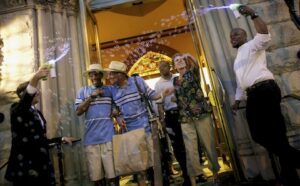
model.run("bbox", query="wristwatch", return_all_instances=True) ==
[251,13,259,20]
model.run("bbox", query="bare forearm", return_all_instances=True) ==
[76,97,92,116]
[29,66,50,87]
[238,5,268,34]
[157,103,165,120]
[252,16,268,34]
[29,74,40,88]
[152,94,162,100]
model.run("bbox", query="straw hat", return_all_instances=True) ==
[83,64,103,76]
[104,61,127,74]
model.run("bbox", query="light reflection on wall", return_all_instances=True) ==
[0,13,35,92]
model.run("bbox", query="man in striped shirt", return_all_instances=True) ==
[75,64,118,186]
[106,61,162,186]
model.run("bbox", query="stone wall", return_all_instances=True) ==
[256,0,300,148]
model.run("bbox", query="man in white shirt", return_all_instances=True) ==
[154,61,191,186]
[231,5,300,185]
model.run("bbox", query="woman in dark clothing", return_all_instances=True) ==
[5,67,74,186]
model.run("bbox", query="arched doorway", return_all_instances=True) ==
[93,0,237,183]
[124,42,179,70]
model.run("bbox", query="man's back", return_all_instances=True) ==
[110,76,155,132]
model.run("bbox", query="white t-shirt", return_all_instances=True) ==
[154,74,178,111]
[234,33,274,100]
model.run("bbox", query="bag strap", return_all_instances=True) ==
[133,75,145,101]
[132,76,155,114]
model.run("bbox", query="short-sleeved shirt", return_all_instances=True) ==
[75,85,114,145]
[173,67,211,122]
[110,76,157,132]
[154,74,178,111]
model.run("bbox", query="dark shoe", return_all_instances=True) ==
[196,174,207,183]
[213,173,220,184]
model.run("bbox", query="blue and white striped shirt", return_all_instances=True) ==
[111,76,157,132]
[75,85,114,145]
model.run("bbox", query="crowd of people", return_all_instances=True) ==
[73,55,220,186]
[4,4,300,186]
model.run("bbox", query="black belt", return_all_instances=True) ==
[246,79,275,93]
[165,109,179,115]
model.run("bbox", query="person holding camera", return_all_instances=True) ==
[75,64,118,186]
[5,67,74,186]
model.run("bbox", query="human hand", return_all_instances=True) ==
[62,137,76,145]
[231,100,240,115]
[238,5,256,17]
[90,88,104,98]
[184,53,198,69]
[163,87,174,97]
[116,117,126,131]
[170,96,177,102]
[35,67,50,81]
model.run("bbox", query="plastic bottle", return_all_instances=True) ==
[229,4,242,19]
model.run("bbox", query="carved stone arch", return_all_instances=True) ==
[124,42,179,71]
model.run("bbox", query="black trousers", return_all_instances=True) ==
[246,80,300,185]
[164,110,191,186]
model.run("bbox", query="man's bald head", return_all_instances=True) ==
[230,28,247,48]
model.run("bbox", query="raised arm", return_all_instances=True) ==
[184,53,199,70]
[13,67,49,112]
[29,67,50,88]
[239,5,268,34]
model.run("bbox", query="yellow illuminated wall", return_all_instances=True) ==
[94,0,187,42]
[94,0,197,68]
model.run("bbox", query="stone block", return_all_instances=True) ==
[268,22,300,49]
[267,45,300,70]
